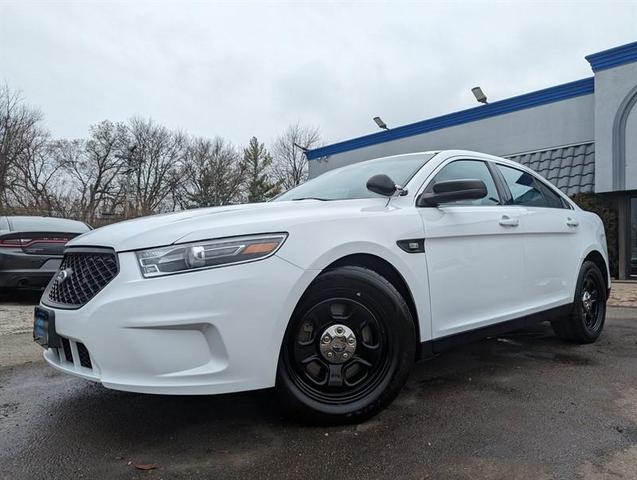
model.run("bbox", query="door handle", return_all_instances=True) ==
[499,215,519,227]
[566,217,580,228]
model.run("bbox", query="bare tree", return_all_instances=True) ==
[55,121,129,223]
[5,133,64,215]
[0,84,47,209]
[122,118,186,217]
[0,84,326,223]
[182,137,246,208]
[243,136,280,203]
[272,123,320,189]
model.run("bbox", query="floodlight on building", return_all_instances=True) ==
[471,86,488,104]
[373,116,389,130]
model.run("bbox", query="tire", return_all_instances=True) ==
[276,265,416,424]
[551,261,607,344]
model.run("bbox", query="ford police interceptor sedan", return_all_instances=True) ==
[33,150,610,423]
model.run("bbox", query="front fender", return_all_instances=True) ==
[277,239,432,343]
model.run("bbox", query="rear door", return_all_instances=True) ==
[494,163,582,309]
[418,158,527,338]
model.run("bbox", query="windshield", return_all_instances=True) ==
[274,153,435,202]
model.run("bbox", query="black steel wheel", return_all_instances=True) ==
[277,266,416,423]
[552,260,607,344]
[581,273,603,332]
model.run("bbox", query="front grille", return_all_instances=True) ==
[76,342,92,369]
[61,337,73,363]
[57,337,93,370]
[46,249,118,308]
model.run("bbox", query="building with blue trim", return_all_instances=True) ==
[307,41,637,279]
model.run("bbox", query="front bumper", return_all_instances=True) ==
[0,269,56,289]
[41,252,312,395]
[0,252,62,288]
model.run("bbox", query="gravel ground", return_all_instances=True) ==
[0,289,41,333]
[610,282,637,307]
[0,303,35,336]
[0,290,44,367]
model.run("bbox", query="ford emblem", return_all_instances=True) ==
[56,268,72,284]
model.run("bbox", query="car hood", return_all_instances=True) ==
[68,199,385,252]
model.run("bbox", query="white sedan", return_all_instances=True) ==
[33,150,610,423]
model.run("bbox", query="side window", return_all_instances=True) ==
[426,160,500,206]
[496,164,564,208]
[536,181,566,209]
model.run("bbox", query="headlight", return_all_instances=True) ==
[135,233,288,278]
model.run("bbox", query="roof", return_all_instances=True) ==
[306,77,594,161]
[506,142,595,196]
[585,40,637,72]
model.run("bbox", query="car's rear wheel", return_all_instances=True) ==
[276,266,415,424]
[551,260,606,344]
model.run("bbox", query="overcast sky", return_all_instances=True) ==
[1,1,636,148]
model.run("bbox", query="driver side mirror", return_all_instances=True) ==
[366,174,401,197]
[417,179,487,207]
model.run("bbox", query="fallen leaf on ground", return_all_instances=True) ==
[134,464,158,471]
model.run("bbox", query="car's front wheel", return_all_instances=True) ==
[551,260,607,344]
[276,266,415,424]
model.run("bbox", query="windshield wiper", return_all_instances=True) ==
[291,197,331,201]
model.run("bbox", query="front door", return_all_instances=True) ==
[419,159,527,339]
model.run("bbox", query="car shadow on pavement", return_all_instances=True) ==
[64,384,283,436]
[408,323,596,395]
[0,288,43,305]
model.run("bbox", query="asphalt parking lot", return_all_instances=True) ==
[1,294,636,479]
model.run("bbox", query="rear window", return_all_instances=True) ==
[7,217,90,233]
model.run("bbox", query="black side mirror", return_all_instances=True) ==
[417,179,487,207]
[366,174,398,197]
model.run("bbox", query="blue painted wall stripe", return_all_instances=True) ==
[306,77,595,160]
[585,41,637,72]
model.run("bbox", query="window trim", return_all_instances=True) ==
[494,162,571,210]
[486,161,512,205]
[416,158,503,208]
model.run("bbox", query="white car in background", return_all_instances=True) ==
[33,150,610,423]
